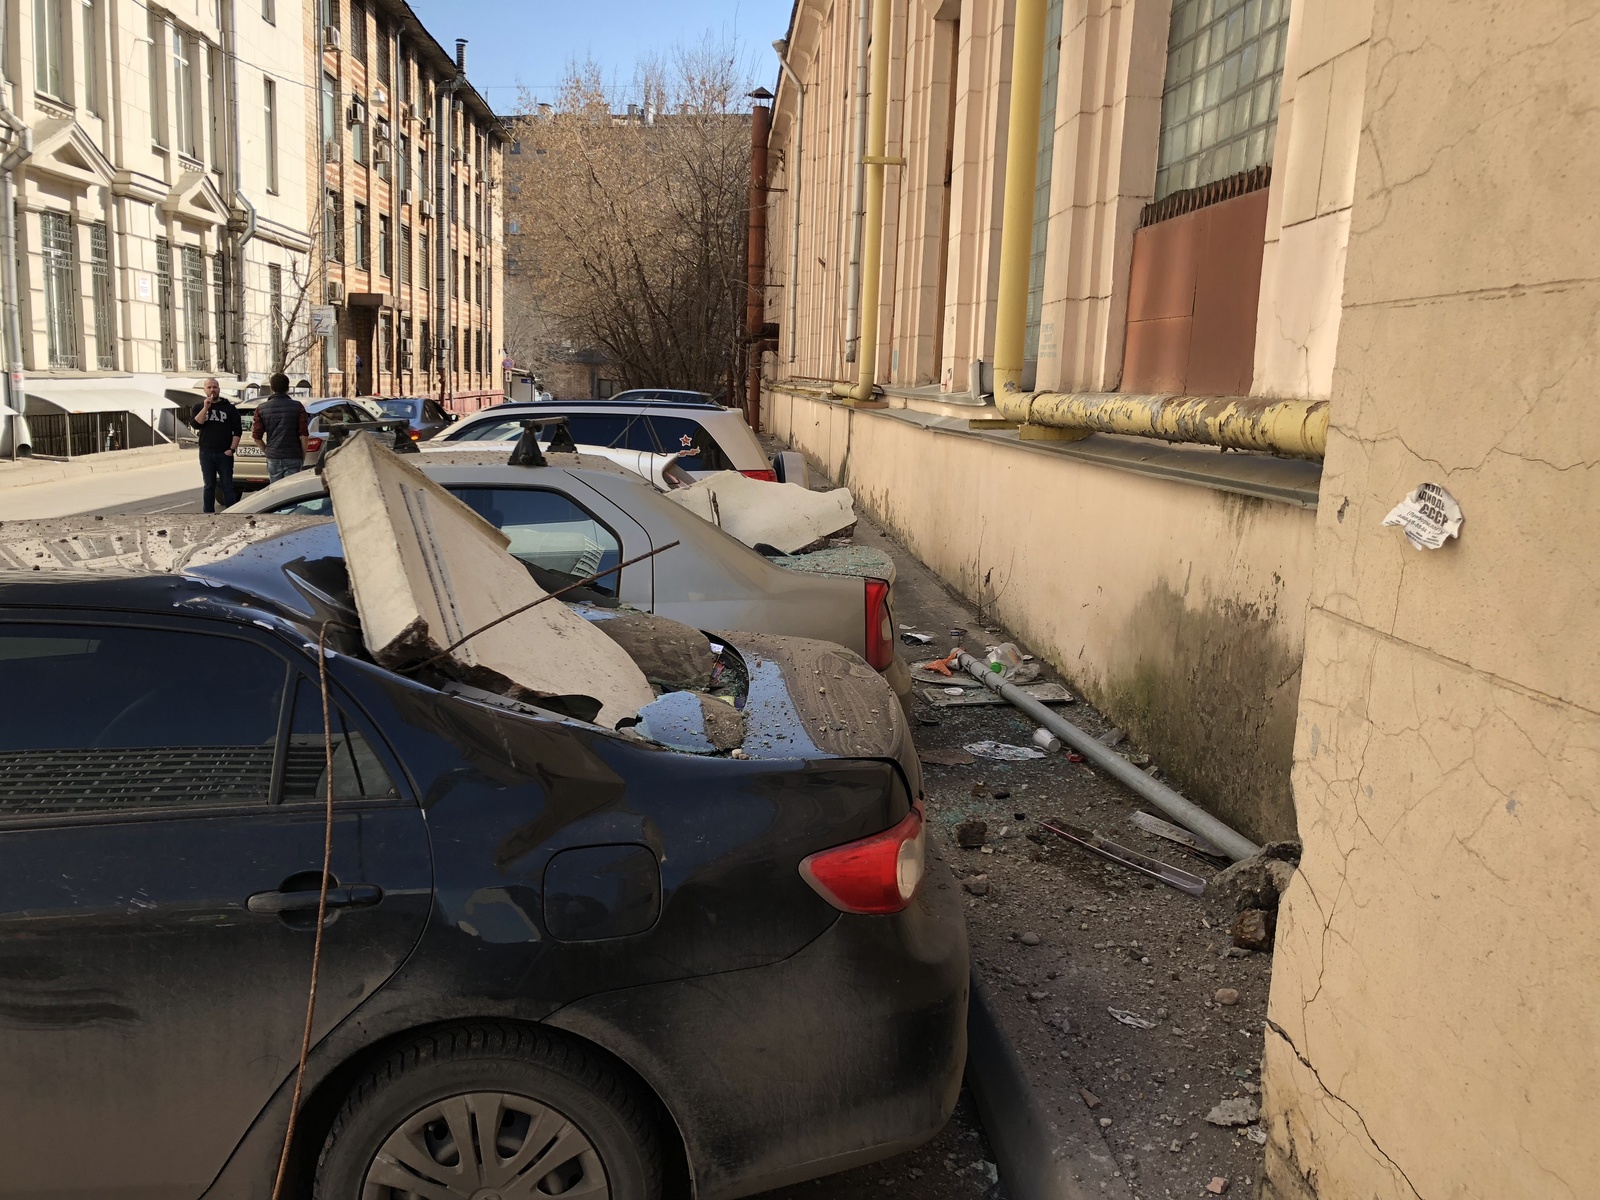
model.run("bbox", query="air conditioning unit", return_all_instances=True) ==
[326,281,345,304]
[373,143,392,164]
[421,116,435,135]
[400,337,414,353]
[347,98,367,124]
[400,102,415,123]
[323,141,341,164]
[418,198,434,219]
[374,116,392,141]
[400,353,414,370]
[400,188,413,207]
[323,25,341,50]
[372,85,389,109]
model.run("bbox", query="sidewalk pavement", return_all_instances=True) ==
[0,449,200,520]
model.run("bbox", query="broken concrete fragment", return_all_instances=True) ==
[1210,840,1302,915]
[956,819,989,848]
[666,473,856,554]
[1231,908,1276,952]
[1080,1088,1102,1110]
[1206,1177,1231,1195]
[323,431,655,727]
[581,607,717,691]
[1204,1098,1259,1127]
[961,874,990,896]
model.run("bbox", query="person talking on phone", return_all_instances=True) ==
[191,377,241,513]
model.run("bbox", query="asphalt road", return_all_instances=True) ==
[84,488,200,516]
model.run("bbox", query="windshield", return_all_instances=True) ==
[374,399,418,419]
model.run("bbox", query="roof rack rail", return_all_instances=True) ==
[509,416,577,468]
[317,421,419,468]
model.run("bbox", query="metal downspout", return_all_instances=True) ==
[745,102,771,432]
[990,0,1048,406]
[0,5,33,453]
[843,0,871,363]
[833,0,894,404]
[772,44,804,365]
[955,653,1260,862]
[222,0,256,377]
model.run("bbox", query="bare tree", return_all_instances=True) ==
[505,40,754,397]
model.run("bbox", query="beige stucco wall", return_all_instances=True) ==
[768,385,1316,843]
[1262,1,1600,1195]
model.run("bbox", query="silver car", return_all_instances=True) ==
[231,448,910,706]
[439,397,810,485]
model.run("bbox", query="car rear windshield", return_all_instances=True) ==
[375,399,419,419]
[456,413,735,470]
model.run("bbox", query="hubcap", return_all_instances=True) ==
[362,1091,610,1199]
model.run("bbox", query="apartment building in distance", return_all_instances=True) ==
[761,1,1598,1196]
[307,0,505,409]
[1,0,312,454]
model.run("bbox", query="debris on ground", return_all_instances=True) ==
[1034,819,1208,896]
[1231,909,1276,952]
[1032,727,1062,752]
[902,631,935,645]
[1129,809,1228,858]
[1109,1008,1158,1029]
[921,681,1075,708]
[1207,1178,1231,1195]
[919,747,977,766]
[964,740,1047,761]
[1204,1098,1260,1127]
[955,819,989,849]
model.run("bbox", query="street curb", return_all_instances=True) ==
[0,443,189,489]
[966,972,1130,1200]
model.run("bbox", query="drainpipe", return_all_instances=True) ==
[990,0,1048,403]
[771,41,804,365]
[438,49,464,411]
[222,0,256,378]
[0,8,33,453]
[842,0,871,363]
[745,101,771,432]
[1015,390,1330,459]
[832,0,894,404]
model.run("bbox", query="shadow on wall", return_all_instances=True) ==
[1093,568,1302,846]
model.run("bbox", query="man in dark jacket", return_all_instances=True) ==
[251,373,309,482]
[191,377,241,513]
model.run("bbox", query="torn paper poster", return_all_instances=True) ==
[1382,482,1463,550]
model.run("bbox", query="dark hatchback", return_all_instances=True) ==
[0,529,967,1200]
[371,395,455,442]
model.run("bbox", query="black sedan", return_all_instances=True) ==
[0,521,967,1200]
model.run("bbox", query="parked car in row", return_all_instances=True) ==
[369,394,456,442]
[232,444,913,708]
[440,395,810,485]
[0,493,966,1199]
[204,396,383,485]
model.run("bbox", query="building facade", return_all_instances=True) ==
[763,0,1598,1196]
[306,0,505,410]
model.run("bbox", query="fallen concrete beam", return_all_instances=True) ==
[666,474,855,553]
[324,432,655,727]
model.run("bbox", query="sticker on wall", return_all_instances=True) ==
[135,274,152,302]
[1382,482,1463,550]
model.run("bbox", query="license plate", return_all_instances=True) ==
[236,446,263,458]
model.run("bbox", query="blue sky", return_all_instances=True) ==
[405,0,794,111]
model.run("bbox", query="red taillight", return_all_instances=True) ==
[864,577,894,670]
[409,430,422,441]
[741,468,778,482]
[800,801,926,914]
[305,436,324,453]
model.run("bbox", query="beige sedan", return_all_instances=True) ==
[230,397,381,484]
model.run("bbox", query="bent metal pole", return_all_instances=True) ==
[955,652,1260,863]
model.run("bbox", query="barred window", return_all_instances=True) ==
[350,0,366,62]
[156,238,176,371]
[40,212,79,370]
[269,264,284,369]
[90,223,115,370]
[400,222,412,285]
[1155,0,1290,202]
[181,246,209,371]
[325,189,343,262]
[211,253,229,372]
[375,20,391,87]
[353,203,369,269]
[379,213,392,276]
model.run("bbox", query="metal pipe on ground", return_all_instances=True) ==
[955,652,1259,863]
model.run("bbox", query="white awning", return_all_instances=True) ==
[24,384,178,417]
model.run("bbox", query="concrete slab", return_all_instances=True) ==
[323,432,655,727]
[666,474,856,552]
[0,513,325,573]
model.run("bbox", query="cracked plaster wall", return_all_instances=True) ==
[1263,1,1600,1197]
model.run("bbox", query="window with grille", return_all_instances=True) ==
[379,214,392,276]
[269,264,283,368]
[40,212,79,370]
[420,320,432,371]
[326,189,343,262]
[379,310,392,373]
[181,246,209,370]
[211,253,229,372]
[1155,0,1290,202]
[350,0,366,62]
[400,222,412,285]
[354,203,369,268]
[90,223,115,370]
[155,239,176,370]
[375,21,391,87]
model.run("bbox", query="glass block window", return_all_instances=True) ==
[1155,0,1290,202]
[1024,0,1065,361]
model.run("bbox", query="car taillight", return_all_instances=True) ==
[409,430,422,441]
[799,801,925,914]
[741,468,777,482]
[864,577,894,670]
[305,437,324,453]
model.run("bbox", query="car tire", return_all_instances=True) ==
[314,1023,663,1200]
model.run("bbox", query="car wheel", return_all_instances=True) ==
[315,1023,662,1200]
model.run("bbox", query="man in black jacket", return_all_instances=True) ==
[191,378,241,513]
[250,373,309,482]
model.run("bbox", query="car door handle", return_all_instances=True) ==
[246,884,383,914]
